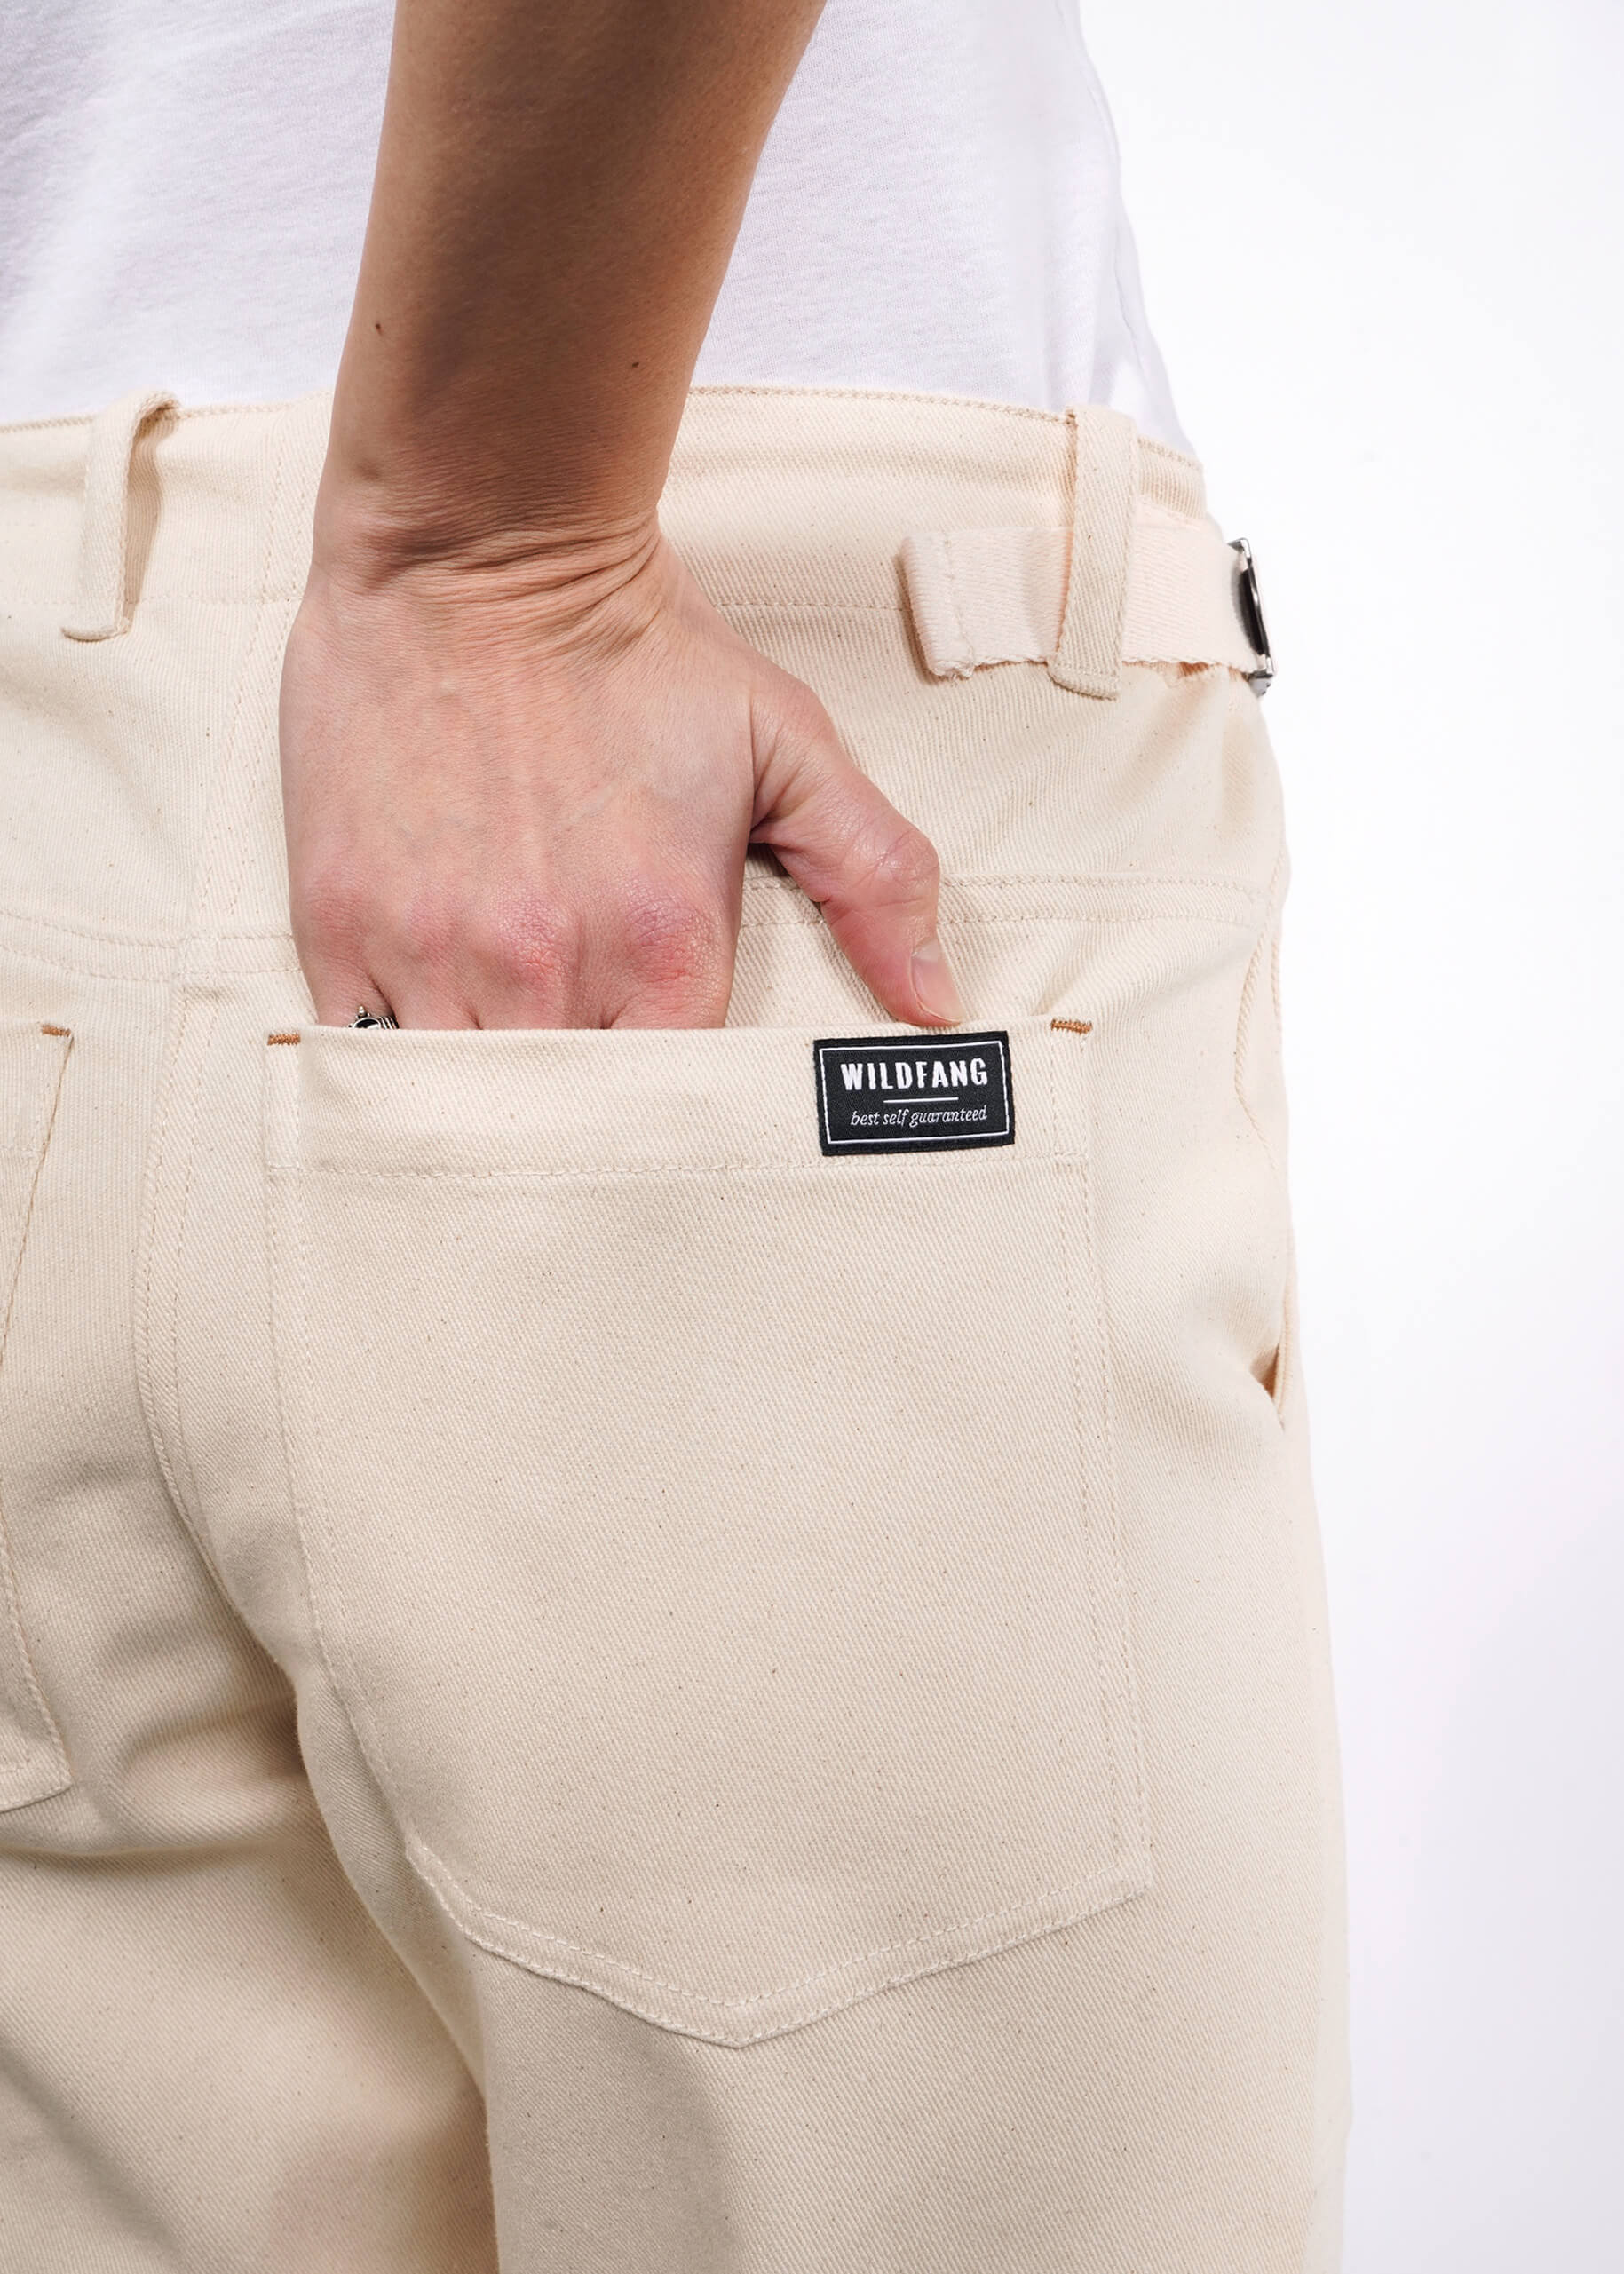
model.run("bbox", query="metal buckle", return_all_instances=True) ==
[1230,538,1274,695]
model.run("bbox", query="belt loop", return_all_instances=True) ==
[1047,406,1137,700]
[61,388,178,642]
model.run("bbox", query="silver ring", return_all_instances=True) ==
[350,1004,398,1030]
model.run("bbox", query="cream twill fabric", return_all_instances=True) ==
[0,386,1348,2271]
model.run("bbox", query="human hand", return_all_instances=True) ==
[279,522,962,1030]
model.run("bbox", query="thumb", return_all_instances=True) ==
[750,681,963,1026]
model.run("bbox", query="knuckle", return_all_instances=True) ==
[471,891,584,1000]
[396,887,464,976]
[859,819,939,908]
[774,679,839,751]
[293,860,371,962]
[614,875,728,996]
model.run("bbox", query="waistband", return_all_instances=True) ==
[0,384,1271,697]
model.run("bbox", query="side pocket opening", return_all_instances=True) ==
[1236,883,1294,1423]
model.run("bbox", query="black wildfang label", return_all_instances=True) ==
[814,1031,1015,1155]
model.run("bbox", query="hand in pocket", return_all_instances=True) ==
[280,524,963,1033]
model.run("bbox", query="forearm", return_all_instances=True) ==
[321,0,823,564]
[284,0,957,1038]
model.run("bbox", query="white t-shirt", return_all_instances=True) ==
[0,0,1188,449]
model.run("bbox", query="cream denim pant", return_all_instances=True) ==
[0,386,1348,2272]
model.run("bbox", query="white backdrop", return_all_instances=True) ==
[1085,4,1624,2266]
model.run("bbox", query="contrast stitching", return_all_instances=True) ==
[131,416,295,1578]
[0,910,297,953]
[1046,1026,1127,1854]
[131,1011,196,1541]
[277,1066,413,1837]
[1,380,1193,465]
[1069,1036,1153,1858]
[426,1858,1149,2045]
[738,909,1264,934]
[0,879,1269,952]
[1233,841,1290,1189]
[1137,435,1192,471]
[0,1037,75,1782]
[685,381,1067,430]
[717,600,904,614]
[0,396,321,438]
[413,1834,1150,2017]
[741,874,1270,894]
[0,588,312,610]
[281,1156,1015,1183]
[163,998,220,1536]
[940,533,970,664]
[157,408,295,1540]
[0,941,231,984]
[0,909,183,949]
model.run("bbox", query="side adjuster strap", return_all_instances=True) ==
[902,513,1271,688]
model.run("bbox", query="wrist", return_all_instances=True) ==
[317,362,675,579]
[308,471,666,626]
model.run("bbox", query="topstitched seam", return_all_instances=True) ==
[0,1034,75,1784]
[277,1155,1031,1183]
[1046,1025,1127,1855]
[135,408,293,1569]
[0,383,1202,466]
[940,532,970,666]
[416,1840,1151,2022]
[0,876,1270,950]
[273,1065,417,1866]
[1071,1022,1153,1856]
[1233,841,1290,1189]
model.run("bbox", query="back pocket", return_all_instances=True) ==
[263,1016,1146,2042]
[0,1021,74,1811]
